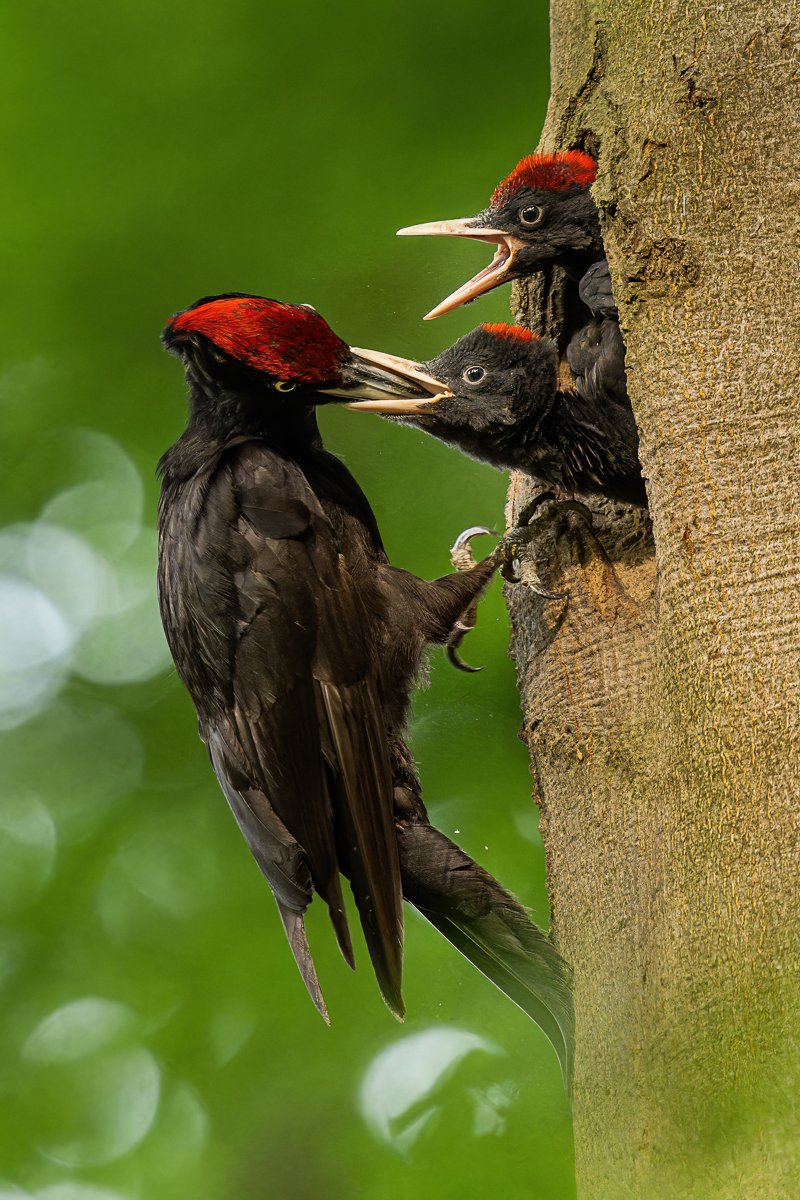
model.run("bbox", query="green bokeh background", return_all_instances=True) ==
[0,2,576,1196]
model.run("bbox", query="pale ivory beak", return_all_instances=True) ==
[342,348,452,414]
[397,218,525,320]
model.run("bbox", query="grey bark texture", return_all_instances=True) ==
[507,3,800,1196]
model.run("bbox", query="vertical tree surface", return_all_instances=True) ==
[508,3,800,1195]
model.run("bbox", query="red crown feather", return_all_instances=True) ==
[491,151,597,208]
[482,322,539,343]
[166,298,348,382]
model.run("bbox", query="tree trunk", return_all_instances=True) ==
[508,4,800,1196]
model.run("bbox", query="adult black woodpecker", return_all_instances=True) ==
[398,150,603,319]
[157,294,573,1077]
[346,302,643,508]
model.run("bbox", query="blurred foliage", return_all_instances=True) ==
[0,1,576,1197]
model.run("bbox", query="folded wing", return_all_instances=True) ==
[159,440,404,1020]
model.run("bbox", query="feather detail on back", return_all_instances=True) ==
[159,439,404,1018]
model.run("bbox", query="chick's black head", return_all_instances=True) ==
[400,152,604,319]
[399,323,558,470]
[478,151,602,270]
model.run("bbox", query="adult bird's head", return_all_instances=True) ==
[397,151,601,319]
[162,293,446,434]
[345,322,558,470]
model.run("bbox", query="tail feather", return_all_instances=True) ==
[316,867,356,971]
[393,760,573,1087]
[414,900,573,1088]
[319,680,405,1021]
[276,899,330,1025]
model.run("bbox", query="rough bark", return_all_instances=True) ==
[508,4,800,1196]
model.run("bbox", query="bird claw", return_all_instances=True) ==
[446,526,498,671]
[449,525,498,572]
[446,630,484,673]
[494,492,593,593]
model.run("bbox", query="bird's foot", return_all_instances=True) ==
[494,491,593,593]
[446,526,497,672]
[449,525,497,572]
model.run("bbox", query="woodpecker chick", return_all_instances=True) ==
[398,151,602,319]
[346,315,644,507]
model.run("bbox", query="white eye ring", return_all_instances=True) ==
[274,381,296,393]
[520,205,544,226]
[209,347,226,362]
[463,366,485,384]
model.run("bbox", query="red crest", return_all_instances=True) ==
[491,151,597,208]
[482,323,538,343]
[166,298,348,382]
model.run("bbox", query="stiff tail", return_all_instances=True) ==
[276,900,330,1025]
[392,753,573,1087]
[319,680,405,1021]
[412,893,573,1088]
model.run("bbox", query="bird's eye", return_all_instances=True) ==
[275,381,296,393]
[209,347,226,363]
[463,366,485,384]
[520,205,544,226]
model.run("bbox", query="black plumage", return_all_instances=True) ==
[346,264,643,508]
[394,150,640,505]
[157,294,573,1072]
[398,150,603,320]
[392,742,573,1078]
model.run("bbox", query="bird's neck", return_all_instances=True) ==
[160,377,324,482]
[195,400,321,455]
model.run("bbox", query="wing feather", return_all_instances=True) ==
[318,678,404,1019]
[159,438,403,1018]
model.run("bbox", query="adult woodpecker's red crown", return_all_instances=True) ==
[482,322,539,343]
[165,297,349,383]
[491,151,597,208]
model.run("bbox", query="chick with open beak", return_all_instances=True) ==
[397,151,602,320]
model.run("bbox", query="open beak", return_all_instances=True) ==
[397,217,525,320]
[321,347,452,415]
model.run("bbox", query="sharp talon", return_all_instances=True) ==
[497,535,564,595]
[560,500,594,527]
[522,581,568,600]
[451,525,498,554]
[515,491,556,529]
[494,491,594,591]
[494,492,587,595]
[445,610,481,671]
[446,644,484,673]
[499,550,562,595]
[516,493,594,531]
[450,526,499,573]
[446,527,498,671]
